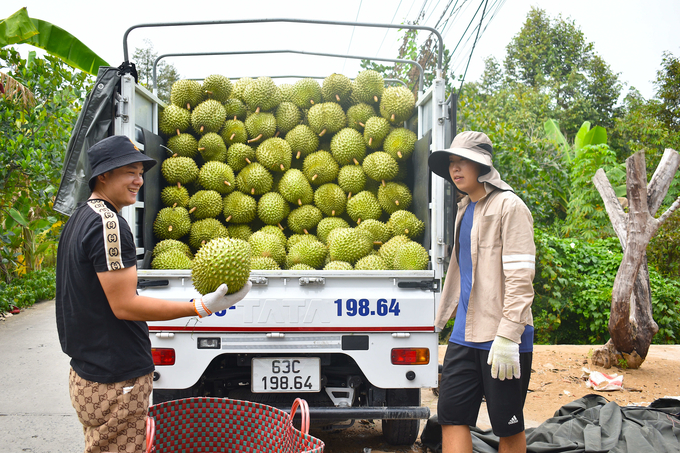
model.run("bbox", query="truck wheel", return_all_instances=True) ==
[381,388,421,445]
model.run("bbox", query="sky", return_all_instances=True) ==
[3,0,679,100]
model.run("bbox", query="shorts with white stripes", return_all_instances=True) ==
[437,342,532,437]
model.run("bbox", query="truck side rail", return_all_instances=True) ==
[123,18,444,74]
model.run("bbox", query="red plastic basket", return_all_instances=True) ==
[146,397,324,453]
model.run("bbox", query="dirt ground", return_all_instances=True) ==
[315,344,680,453]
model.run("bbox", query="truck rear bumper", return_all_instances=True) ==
[286,405,430,420]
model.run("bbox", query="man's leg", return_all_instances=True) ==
[498,430,526,453]
[442,424,473,453]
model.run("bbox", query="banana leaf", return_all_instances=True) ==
[574,121,591,150]
[0,8,38,46]
[544,119,571,164]
[24,18,109,75]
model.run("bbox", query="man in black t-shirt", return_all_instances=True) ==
[56,135,252,452]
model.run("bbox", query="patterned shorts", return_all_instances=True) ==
[69,368,153,452]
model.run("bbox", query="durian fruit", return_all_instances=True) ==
[228,224,253,241]
[251,256,281,270]
[346,190,382,224]
[187,190,223,220]
[189,218,229,250]
[191,237,251,295]
[387,210,425,240]
[231,77,254,103]
[285,124,319,161]
[191,99,226,135]
[220,119,248,147]
[323,260,353,270]
[161,184,190,208]
[327,228,373,264]
[278,169,314,206]
[314,183,346,217]
[161,156,199,186]
[322,73,352,105]
[337,165,367,198]
[352,70,384,106]
[152,249,193,269]
[286,239,327,269]
[243,76,280,113]
[362,151,399,185]
[258,225,287,249]
[152,239,193,259]
[330,127,366,166]
[346,103,377,131]
[316,217,350,244]
[307,102,347,137]
[166,133,198,158]
[202,74,233,103]
[227,143,256,172]
[256,137,292,172]
[249,231,287,267]
[302,151,339,186]
[384,127,417,161]
[363,116,391,150]
[223,191,257,224]
[275,101,301,135]
[379,86,416,124]
[288,263,316,271]
[354,254,389,270]
[224,98,247,121]
[153,206,191,240]
[257,192,290,227]
[355,219,392,247]
[197,132,227,162]
[159,104,191,136]
[286,233,319,252]
[393,241,429,270]
[378,182,413,214]
[278,83,295,103]
[287,205,323,235]
[235,162,273,196]
[198,161,235,195]
[292,78,322,109]
[378,235,410,269]
[245,112,277,144]
[170,79,203,110]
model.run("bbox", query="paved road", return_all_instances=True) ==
[0,300,83,453]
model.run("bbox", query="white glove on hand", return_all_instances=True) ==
[192,281,252,318]
[487,335,521,380]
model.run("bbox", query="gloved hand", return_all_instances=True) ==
[192,281,252,318]
[487,335,520,380]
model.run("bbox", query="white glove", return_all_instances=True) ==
[192,281,252,318]
[487,335,521,380]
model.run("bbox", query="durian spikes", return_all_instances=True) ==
[230,133,235,140]
[226,215,232,222]
[335,94,341,102]
[353,158,359,165]
[368,137,373,146]
[296,151,301,159]
[397,151,403,158]
[280,164,285,171]
[391,113,395,121]
[189,207,197,214]
[248,134,263,143]
[319,129,327,137]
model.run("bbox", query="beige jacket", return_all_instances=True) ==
[434,183,535,344]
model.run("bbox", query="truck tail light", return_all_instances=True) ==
[152,348,175,366]
[391,348,430,365]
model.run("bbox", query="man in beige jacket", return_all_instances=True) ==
[428,131,535,453]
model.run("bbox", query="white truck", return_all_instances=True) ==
[55,19,457,445]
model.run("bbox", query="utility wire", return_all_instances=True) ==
[376,0,404,56]
[342,0,363,73]
[458,0,489,94]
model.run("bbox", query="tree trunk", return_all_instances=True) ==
[591,149,680,369]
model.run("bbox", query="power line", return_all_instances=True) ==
[342,0,364,73]
[458,0,489,93]
[376,0,404,56]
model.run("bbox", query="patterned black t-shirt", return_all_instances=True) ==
[56,199,154,383]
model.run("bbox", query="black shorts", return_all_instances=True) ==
[437,342,532,437]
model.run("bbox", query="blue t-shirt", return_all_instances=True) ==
[449,202,533,352]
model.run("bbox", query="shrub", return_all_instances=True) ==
[0,267,56,314]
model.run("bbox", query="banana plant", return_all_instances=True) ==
[544,118,608,166]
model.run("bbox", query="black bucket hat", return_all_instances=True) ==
[88,135,157,191]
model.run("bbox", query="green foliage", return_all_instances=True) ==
[0,267,56,314]
[654,51,680,133]
[562,143,625,239]
[0,47,92,281]
[132,39,181,104]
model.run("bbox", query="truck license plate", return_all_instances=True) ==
[251,357,320,393]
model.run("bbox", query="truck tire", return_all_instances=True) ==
[381,388,421,445]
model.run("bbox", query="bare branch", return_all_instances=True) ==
[656,195,680,226]
[648,148,680,215]
[593,168,627,246]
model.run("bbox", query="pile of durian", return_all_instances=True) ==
[152,70,429,272]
